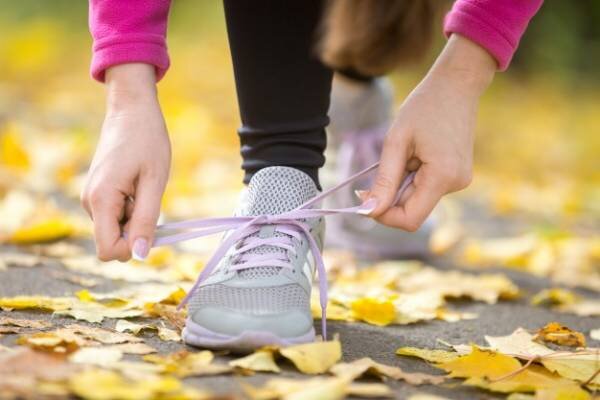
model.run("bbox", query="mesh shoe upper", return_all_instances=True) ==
[187,167,323,329]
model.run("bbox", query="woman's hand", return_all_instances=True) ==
[81,64,171,261]
[361,35,496,231]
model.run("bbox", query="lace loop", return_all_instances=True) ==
[150,162,414,339]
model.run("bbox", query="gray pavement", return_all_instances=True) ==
[1,251,599,399]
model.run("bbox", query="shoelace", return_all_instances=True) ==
[151,162,415,339]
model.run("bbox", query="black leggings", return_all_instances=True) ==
[223,0,332,189]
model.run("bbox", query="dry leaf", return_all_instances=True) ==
[68,369,207,400]
[350,298,396,326]
[534,322,586,347]
[229,349,281,373]
[330,357,444,385]
[486,328,600,386]
[63,324,142,344]
[9,217,75,244]
[0,316,51,329]
[69,346,123,366]
[114,319,181,342]
[396,347,461,363]
[279,339,342,374]
[242,377,348,400]
[531,288,580,307]
[104,342,157,355]
[0,295,72,311]
[143,350,231,377]
[347,382,393,398]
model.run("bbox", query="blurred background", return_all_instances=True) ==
[0,1,598,272]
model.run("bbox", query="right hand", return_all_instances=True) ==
[81,64,171,262]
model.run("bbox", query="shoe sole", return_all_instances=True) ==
[183,317,316,352]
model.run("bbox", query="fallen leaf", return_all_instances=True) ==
[0,295,72,311]
[54,300,144,323]
[143,350,231,377]
[396,347,461,363]
[114,319,181,342]
[534,322,586,347]
[64,324,143,344]
[531,288,580,307]
[104,342,157,355]
[330,357,444,385]
[68,369,204,400]
[69,346,123,366]
[0,316,51,329]
[229,349,281,373]
[351,297,396,326]
[242,377,348,400]
[437,346,586,395]
[9,217,75,244]
[0,252,46,269]
[279,339,342,374]
[0,346,79,381]
[486,328,600,386]
[346,382,393,398]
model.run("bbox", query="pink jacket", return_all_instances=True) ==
[89,0,543,82]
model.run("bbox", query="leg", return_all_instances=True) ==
[223,0,332,189]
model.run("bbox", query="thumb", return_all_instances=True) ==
[127,174,164,261]
[364,136,408,218]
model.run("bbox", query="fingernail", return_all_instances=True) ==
[357,198,378,215]
[132,238,149,261]
[354,190,368,201]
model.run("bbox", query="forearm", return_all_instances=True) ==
[426,34,496,97]
[105,64,159,112]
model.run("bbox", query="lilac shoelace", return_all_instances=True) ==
[151,162,415,338]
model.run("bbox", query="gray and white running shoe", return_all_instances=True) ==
[183,166,324,351]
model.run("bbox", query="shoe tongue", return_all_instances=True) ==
[237,167,318,280]
[243,166,318,216]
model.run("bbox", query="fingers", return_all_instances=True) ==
[374,163,445,231]
[126,171,164,261]
[365,133,409,217]
[88,189,131,261]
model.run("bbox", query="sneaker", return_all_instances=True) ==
[182,166,325,351]
[324,74,434,260]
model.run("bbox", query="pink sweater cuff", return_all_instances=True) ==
[91,34,170,82]
[444,0,543,71]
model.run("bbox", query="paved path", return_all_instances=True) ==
[2,250,599,399]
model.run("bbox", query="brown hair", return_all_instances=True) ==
[317,0,445,77]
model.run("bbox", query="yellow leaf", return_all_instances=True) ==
[486,328,600,386]
[229,349,281,373]
[531,289,580,307]
[396,347,461,364]
[10,218,74,244]
[143,350,230,377]
[0,126,30,171]
[437,346,523,379]
[68,369,185,400]
[0,296,72,311]
[75,289,95,303]
[279,340,342,374]
[330,357,444,385]
[534,322,586,347]
[351,297,396,326]
[242,377,347,400]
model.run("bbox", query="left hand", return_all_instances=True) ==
[360,35,496,231]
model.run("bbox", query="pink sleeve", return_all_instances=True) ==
[89,0,171,82]
[444,0,543,71]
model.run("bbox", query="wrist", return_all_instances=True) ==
[105,64,158,110]
[428,34,496,96]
